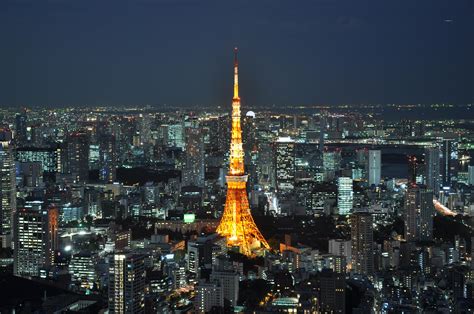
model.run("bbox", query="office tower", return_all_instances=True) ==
[65,132,90,183]
[316,269,346,313]
[171,263,187,289]
[15,109,28,146]
[209,269,239,308]
[16,145,62,173]
[69,252,97,291]
[337,177,353,215]
[216,48,269,256]
[0,128,16,247]
[441,139,458,187]
[46,205,59,265]
[367,150,381,186]
[468,165,474,186]
[405,186,434,242]
[328,239,352,264]
[319,113,327,151]
[187,234,221,275]
[166,124,185,149]
[408,155,418,185]
[195,281,224,313]
[425,147,441,195]
[323,150,341,172]
[274,137,296,193]
[182,122,205,187]
[108,253,145,314]
[351,211,374,276]
[99,134,117,183]
[13,208,55,277]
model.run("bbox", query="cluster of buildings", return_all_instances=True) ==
[0,59,473,312]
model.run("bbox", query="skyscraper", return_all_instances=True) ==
[404,185,434,242]
[367,150,381,186]
[216,48,269,256]
[441,139,458,187]
[99,134,117,183]
[195,281,224,312]
[108,253,146,314]
[316,269,346,313]
[275,137,296,194]
[209,269,239,308]
[15,109,28,146]
[182,121,205,187]
[337,177,353,215]
[408,155,418,185]
[14,208,56,277]
[351,211,374,276]
[468,165,474,186]
[425,147,441,195]
[0,128,16,247]
[65,132,90,183]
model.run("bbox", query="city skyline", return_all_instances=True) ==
[0,1,473,313]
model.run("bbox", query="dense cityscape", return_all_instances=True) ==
[0,47,472,313]
[1,0,473,312]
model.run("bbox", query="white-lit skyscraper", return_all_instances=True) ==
[275,137,295,193]
[13,208,56,277]
[108,253,146,314]
[367,150,381,186]
[337,177,353,215]
[469,165,474,186]
[0,128,16,246]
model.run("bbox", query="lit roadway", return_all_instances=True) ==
[433,199,457,217]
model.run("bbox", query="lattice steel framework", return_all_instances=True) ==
[216,48,270,256]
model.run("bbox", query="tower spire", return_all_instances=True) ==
[233,47,239,100]
[216,48,269,256]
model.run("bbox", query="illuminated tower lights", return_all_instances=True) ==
[216,48,270,256]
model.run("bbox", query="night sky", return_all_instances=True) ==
[1,0,473,107]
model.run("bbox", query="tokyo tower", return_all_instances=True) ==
[216,48,270,256]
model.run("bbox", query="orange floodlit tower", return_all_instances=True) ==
[216,48,270,256]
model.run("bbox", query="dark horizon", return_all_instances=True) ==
[1,0,473,107]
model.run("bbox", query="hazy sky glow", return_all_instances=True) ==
[1,0,473,106]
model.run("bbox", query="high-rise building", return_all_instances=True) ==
[351,211,374,276]
[108,253,145,314]
[316,269,346,313]
[166,124,185,149]
[65,132,90,183]
[195,281,224,313]
[0,128,16,246]
[99,134,117,183]
[16,146,62,173]
[425,147,441,195]
[469,165,474,186]
[209,269,239,308]
[441,139,458,187]
[182,121,205,187]
[15,110,28,146]
[337,177,353,215]
[215,48,269,256]
[69,252,97,291]
[405,185,434,242]
[408,155,418,185]
[13,208,56,277]
[328,239,352,264]
[367,150,381,186]
[274,137,296,193]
